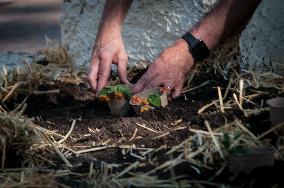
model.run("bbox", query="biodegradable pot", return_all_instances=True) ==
[267,97,284,134]
[130,87,168,114]
[228,147,275,173]
[107,98,131,116]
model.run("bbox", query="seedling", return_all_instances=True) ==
[99,85,132,116]
[130,87,168,113]
[99,85,168,115]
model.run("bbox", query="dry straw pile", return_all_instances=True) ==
[0,38,283,187]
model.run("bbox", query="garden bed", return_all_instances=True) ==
[0,42,284,187]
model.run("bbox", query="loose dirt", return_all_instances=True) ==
[14,69,283,187]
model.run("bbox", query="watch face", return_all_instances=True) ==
[192,41,210,61]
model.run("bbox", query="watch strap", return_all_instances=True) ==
[181,32,199,49]
[181,32,210,61]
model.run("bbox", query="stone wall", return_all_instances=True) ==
[239,0,284,74]
[62,0,218,68]
[2,0,283,76]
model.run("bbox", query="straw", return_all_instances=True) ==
[204,121,224,159]
[239,79,244,107]
[217,87,224,113]
[135,123,159,133]
[57,120,76,144]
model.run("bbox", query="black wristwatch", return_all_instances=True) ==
[181,32,210,61]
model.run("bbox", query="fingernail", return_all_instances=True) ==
[125,80,130,84]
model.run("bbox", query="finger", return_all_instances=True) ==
[133,69,156,93]
[87,56,99,91]
[96,57,112,95]
[172,81,184,98]
[117,57,129,84]
[163,82,175,95]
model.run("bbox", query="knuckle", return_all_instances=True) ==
[91,55,98,65]
[98,52,110,62]
[119,54,128,64]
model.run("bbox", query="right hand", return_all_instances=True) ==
[87,32,129,95]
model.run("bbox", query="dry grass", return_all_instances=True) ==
[0,168,66,188]
[39,38,72,67]
[0,36,283,187]
[0,44,85,103]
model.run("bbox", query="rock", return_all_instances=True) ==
[240,0,284,75]
[61,0,218,68]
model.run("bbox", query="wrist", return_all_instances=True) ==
[175,39,195,66]
[96,24,122,45]
[181,31,210,62]
[191,23,217,50]
[98,22,122,36]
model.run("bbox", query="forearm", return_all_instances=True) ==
[97,0,132,37]
[191,0,261,49]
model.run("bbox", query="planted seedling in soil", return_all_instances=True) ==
[99,84,132,116]
[130,87,168,113]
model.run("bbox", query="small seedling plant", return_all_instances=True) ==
[99,85,168,114]
[98,85,132,102]
[131,88,167,112]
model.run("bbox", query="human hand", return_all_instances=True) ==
[87,32,129,95]
[133,39,195,98]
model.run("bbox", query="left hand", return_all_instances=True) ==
[133,39,195,98]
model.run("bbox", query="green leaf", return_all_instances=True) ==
[99,85,132,99]
[222,133,231,149]
[99,86,113,96]
[117,85,132,98]
[148,94,161,107]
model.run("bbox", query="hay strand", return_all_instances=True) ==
[204,121,224,159]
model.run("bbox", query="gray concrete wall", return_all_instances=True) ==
[239,0,284,75]
[2,0,283,76]
[62,0,218,68]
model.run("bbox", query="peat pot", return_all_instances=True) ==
[267,97,284,134]
[107,98,131,116]
[130,87,168,115]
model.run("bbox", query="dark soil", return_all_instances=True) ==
[25,73,230,150]
[15,70,284,187]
